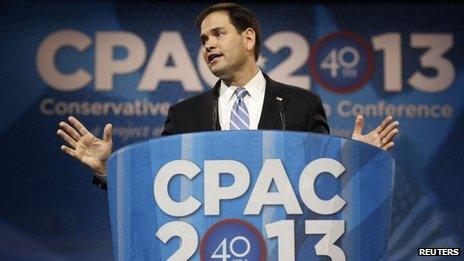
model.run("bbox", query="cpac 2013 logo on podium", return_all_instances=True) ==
[200,219,266,260]
[107,131,394,261]
[153,158,347,260]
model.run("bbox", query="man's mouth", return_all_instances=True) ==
[208,53,223,65]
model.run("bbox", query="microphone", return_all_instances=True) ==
[212,97,218,130]
[276,97,286,130]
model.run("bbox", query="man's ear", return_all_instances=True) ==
[243,28,256,53]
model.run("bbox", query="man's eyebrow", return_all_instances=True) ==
[200,26,227,39]
[211,26,226,32]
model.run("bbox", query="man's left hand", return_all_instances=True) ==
[351,115,399,150]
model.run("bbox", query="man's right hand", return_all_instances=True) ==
[57,116,113,177]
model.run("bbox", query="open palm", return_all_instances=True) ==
[57,116,113,176]
[351,115,399,150]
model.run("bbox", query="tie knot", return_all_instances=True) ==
[235,87,248,99]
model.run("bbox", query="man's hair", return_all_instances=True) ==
[195,3,261,61]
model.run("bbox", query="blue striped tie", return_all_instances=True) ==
[230,87,249,130]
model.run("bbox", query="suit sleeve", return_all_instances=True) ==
[92,174,107,190]
[307,94,330,134]
[160,106,178,136]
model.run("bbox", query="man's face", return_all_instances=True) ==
[200,11,249,79]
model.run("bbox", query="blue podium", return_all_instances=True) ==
[107,131,395,261]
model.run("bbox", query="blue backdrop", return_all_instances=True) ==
[0,1,463,260]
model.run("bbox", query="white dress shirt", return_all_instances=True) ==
[218,69,266,130]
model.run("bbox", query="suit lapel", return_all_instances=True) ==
[195,80,221,131]
[194,74,285,131]
[258,74,285,130]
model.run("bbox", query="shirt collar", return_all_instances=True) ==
[219,68,266,102]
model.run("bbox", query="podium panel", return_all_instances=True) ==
[107,131,394,260]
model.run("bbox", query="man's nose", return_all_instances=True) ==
[205,38,217,51]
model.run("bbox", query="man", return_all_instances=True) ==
[57,3,399,186]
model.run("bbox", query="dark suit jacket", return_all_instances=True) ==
[93,74,329,189]
[161,74,329,135]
